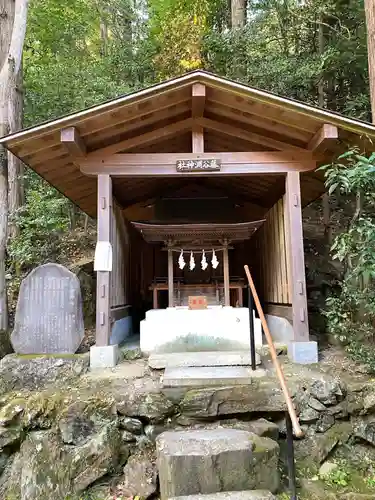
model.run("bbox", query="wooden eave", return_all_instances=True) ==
[2,70,375,217]
[131,220,266,243]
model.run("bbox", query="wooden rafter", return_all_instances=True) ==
[61,127,87,158]
[87,118,194,157]
[308,123,338,153]
[197,117,307,152]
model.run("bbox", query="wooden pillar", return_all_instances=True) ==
[223,243,230,306]
[96,174,112,346]
[168,247,174,307]
[284,172,309,342]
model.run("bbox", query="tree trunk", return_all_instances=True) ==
[8,67,24,238]
[365,0,375,122]
[231,0,246,28]
[0,0,29,331]
[318,17,324,108]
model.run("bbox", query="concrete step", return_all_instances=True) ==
[169,492,276,500]
[156,429,279,499]
[149,351,261,369]
[162,366,266,390]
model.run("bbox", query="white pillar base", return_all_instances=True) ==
[90,344,118,368]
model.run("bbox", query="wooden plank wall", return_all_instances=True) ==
[252,197,290,305]
[110,203,129,307]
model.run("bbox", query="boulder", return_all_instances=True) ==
[315,414,335,433]
[319,461,338,478]
[113,378,175,422]
[0,398,25,426]
[294,422,352,472]
[353,417,375,446]
[118,416,143,434]
[363,392,375,413]
[309,378,346,406]
[180,383,289,418]
[156,429,279,498]
[122,451,158,498]
[2,422,121,499]
[0,426,22,450]
[0,353,88,394]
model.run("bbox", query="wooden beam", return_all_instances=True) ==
[168,246,174,307]
[60,127,87,157]
[96,174,112,346]
[223,243,230,306]
[87,119,193,158]
[192,83,206,118]
[284,172,309,342]
[192,124,204,153]
[80,152,316,176]
[197,117,307,152]
[308,123,338,153]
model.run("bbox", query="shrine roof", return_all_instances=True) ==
[131,220,266,243]
[2,70,375,217]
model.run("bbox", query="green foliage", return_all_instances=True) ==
[323,150,375,371]
[325,467,350,487]
[8,173,70,268]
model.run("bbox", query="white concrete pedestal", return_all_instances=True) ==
[140,306,262,356]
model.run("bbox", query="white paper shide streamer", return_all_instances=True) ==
[211,249,219,269]
[178,249,186,270]
[201,250,208,270]
[189,251,195,271]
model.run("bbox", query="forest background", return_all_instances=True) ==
[0,0,374,364]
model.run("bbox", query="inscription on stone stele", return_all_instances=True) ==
[11,263,84,354]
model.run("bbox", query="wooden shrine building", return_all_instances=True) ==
[2,70,375,366]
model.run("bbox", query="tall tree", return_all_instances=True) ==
[365,0,375,121]
[231,0,246,28]
[0,0,29,332]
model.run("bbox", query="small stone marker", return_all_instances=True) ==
[11,263,84,354]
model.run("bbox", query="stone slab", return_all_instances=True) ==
[149,351,261,369]
[288,341,318,364]
[156,429,279,498]
[265,314,294,343]
[169,492,276,500]
[163,366,266,389]
[11,263,84,354]
[90,345,118,368]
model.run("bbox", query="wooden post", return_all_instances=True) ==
[168,246,174,307]
[223,243,230,306]
[96,174,112,346]
[284,172,309,342]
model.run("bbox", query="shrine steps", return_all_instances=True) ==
[148,350,261,369]
[162,366,267,400]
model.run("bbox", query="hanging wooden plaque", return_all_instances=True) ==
[176,159,221,172]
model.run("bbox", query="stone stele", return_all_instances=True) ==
[11,263,84,354]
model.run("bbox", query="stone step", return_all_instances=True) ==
[156,429,279,499]
[162,366,267,390]
[169,491,276,500]
[149,351,261,369]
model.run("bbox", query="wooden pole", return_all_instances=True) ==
[223,242,230,306]
[96,174,112,346]
[244,265,303,438]
[168,246,174,307]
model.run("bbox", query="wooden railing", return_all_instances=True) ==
[244,265,303,438]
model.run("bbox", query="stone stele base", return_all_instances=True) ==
[90,344,118,368]
[288,341,318,364]
[140,306,262,355]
